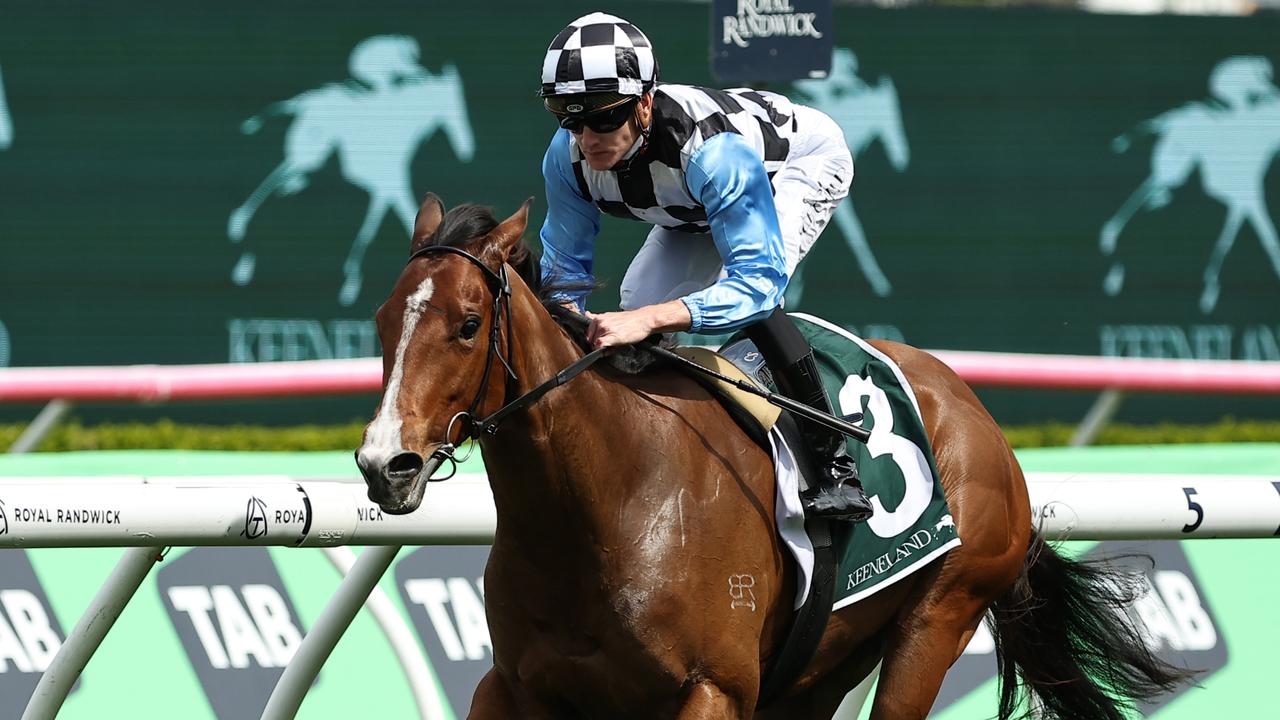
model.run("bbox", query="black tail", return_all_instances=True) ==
[988,532,1196,720]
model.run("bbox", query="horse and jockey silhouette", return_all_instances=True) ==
[0,65,13,150]
[788,48,909,306]
[1100,56,1280,314]
[228,35,475,306]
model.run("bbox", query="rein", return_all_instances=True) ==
[406,244,608,481]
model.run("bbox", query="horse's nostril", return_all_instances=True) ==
[385,452,425,480]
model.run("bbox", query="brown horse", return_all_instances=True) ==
[357,194,1186,719]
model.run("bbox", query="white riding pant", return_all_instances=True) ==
[620,105,853,311]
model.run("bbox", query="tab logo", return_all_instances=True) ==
[396,546,491,716]
[159,548,306,719]
[165,584,301,669]
[933,541,1226,714]
[1,551,74,711]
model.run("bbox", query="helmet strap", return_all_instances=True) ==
[632,95,653,156]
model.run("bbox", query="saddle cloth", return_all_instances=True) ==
[683,313,961,610]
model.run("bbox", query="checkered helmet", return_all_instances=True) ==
[540,12,658,98]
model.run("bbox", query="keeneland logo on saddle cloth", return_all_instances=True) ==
[1100,55,1280,314]
[786,47,909,307]
[227,36,475,306]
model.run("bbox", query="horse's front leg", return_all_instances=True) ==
[676,681,747,720]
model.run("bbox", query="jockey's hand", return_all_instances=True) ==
[585,300,693,350]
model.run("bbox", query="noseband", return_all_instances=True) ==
[406,244,607,481]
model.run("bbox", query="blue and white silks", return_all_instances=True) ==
[538,129,788,333]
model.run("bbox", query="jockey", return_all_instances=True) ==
[537,12,871,523]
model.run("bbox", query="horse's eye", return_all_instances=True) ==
[459,316,482,340]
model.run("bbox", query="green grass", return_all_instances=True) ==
[3,417,1280,452]
[1000,418,1280,448]
[0,419,368,452]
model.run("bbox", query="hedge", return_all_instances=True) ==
[2,417,1280,452]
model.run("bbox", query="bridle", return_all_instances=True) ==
[405,244,608,481]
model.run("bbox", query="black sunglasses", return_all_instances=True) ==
[552,99,637,135]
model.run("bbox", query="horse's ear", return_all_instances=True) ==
[410,192,446,255]
[480,197,534,269]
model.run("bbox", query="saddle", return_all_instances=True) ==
[665,344,779,440]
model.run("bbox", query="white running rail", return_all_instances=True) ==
[3,471,1279,719]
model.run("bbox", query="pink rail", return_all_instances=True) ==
[932,351,1280,394]
[0,352,1277,403]
[0,359,382,402]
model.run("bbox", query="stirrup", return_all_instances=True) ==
[802,483,873,522]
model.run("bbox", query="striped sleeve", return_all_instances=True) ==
[679,132,788,333]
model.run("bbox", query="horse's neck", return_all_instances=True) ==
[480,280,773,565]
[481,284,632,531]
[507,288,587,398]
[491,283,607,453]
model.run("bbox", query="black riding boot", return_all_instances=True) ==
[745,308,873,523]
[779,352,873,522]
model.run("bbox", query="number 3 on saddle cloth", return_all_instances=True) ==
[676,312,961,614]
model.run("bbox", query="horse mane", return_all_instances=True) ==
[430,203,657,372]
[431,203,501,250]
[430,204,601,354]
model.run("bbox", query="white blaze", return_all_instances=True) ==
[359,277,435,470]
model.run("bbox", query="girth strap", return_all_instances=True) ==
[756,516,838,708]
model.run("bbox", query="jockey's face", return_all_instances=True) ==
[575,93,653,171]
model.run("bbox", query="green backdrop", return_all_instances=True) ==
[0,2,1277,423]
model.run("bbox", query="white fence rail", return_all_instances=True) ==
[0,475,495,548]
[3,471,1279,719]
[3,473,1278,549]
